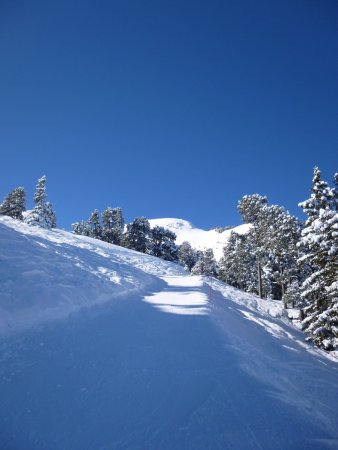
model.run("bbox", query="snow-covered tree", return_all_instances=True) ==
[254,204,302,300]
[218,232,256,293]
[34,175,47,204]
[298,167,338,350]
[72,220,90,236]
[123,217,151,254]
[231,196,302,300]
[282,280,302,309]
[87,209,102,239]
[237,194,268,223]
[101,207,124,245]
[150,226,178,261]
[25,176,56,229]
[0,187,26,220]
[191,248,217,277]
[178,241,198,271]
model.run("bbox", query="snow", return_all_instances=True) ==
[1,216,338,450]
[144,276,208,315]
[149,217,251,260]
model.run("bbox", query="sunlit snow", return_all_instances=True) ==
[0,216,337,450]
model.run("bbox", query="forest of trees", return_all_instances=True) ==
[0,167,337,352]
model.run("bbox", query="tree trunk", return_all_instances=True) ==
[257,261,263,299]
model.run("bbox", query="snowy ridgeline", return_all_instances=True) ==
[0,216,338,450]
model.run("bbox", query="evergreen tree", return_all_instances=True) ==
[178,241,198,271]
[150,226,178,261]
[191,248,217,276]
[255,204,302,300]
[298,167,338,350]
[101,207,125,245]
[34,175,47,204]
[237,194,268,223]
[191,258,204,275]
[72,220,90,236]
[123,217,151,253]
[203,248,217,276]
[25,176,56,229]
[0,187,26,220]
[87,209,102,239]
[218,232,256,293]
[231,195,302,300]
[282,280,302,309]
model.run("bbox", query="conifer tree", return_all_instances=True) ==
[237,194,268,223]
[123,217,151,253]
[150,226,178,261]
[178,241,198,271]
[235,195,301,300]
[34,176,47,204]
[25,176,56,229]
[191,248,217,276]
[191,258,204,275]
[87,209,102,240]
[298,167,338,350]
[218,232,256,292]
[255,204,302,299]
[101,207,124,245]
[0,187,26,220]
[72,220,90,236]
[282,280,302,309]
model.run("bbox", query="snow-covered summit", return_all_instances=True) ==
[149,217,250,259]
[149,217,194,230]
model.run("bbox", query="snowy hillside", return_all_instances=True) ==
[149,218,250,260]
[0,217,338,450]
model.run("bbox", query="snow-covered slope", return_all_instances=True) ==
[0,217,184,336]
[149,218,250,259]
[0,217,338,450]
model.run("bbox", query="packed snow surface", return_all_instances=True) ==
[0,216,337,450]
[149,217,250,259]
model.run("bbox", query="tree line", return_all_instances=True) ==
[0,176,56,228]
[0,167,337,352]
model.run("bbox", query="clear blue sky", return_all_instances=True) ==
[0,0,337,230]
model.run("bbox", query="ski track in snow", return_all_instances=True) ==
[0,217,338,450]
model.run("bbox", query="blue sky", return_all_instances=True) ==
[0,0,337,230]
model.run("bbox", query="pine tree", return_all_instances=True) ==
[123,217,151,253]
[218,232,256,292]
[101,207,124,245]
[0,187,26,220]
[25,176,56,229]
[203,248,217,276]
[191,259,204,275]
[298,167,338,350]
[34,175,47,204]
[87,209,102,239]
[237,194,268,223]
[256,204,302,300]
[178,241,198,271]
[72,220,90,236]
[150,226,178,261]
[282,280,302,309]
[238,199,301,300]
[191,248,217,276]
[237,194,269,297]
